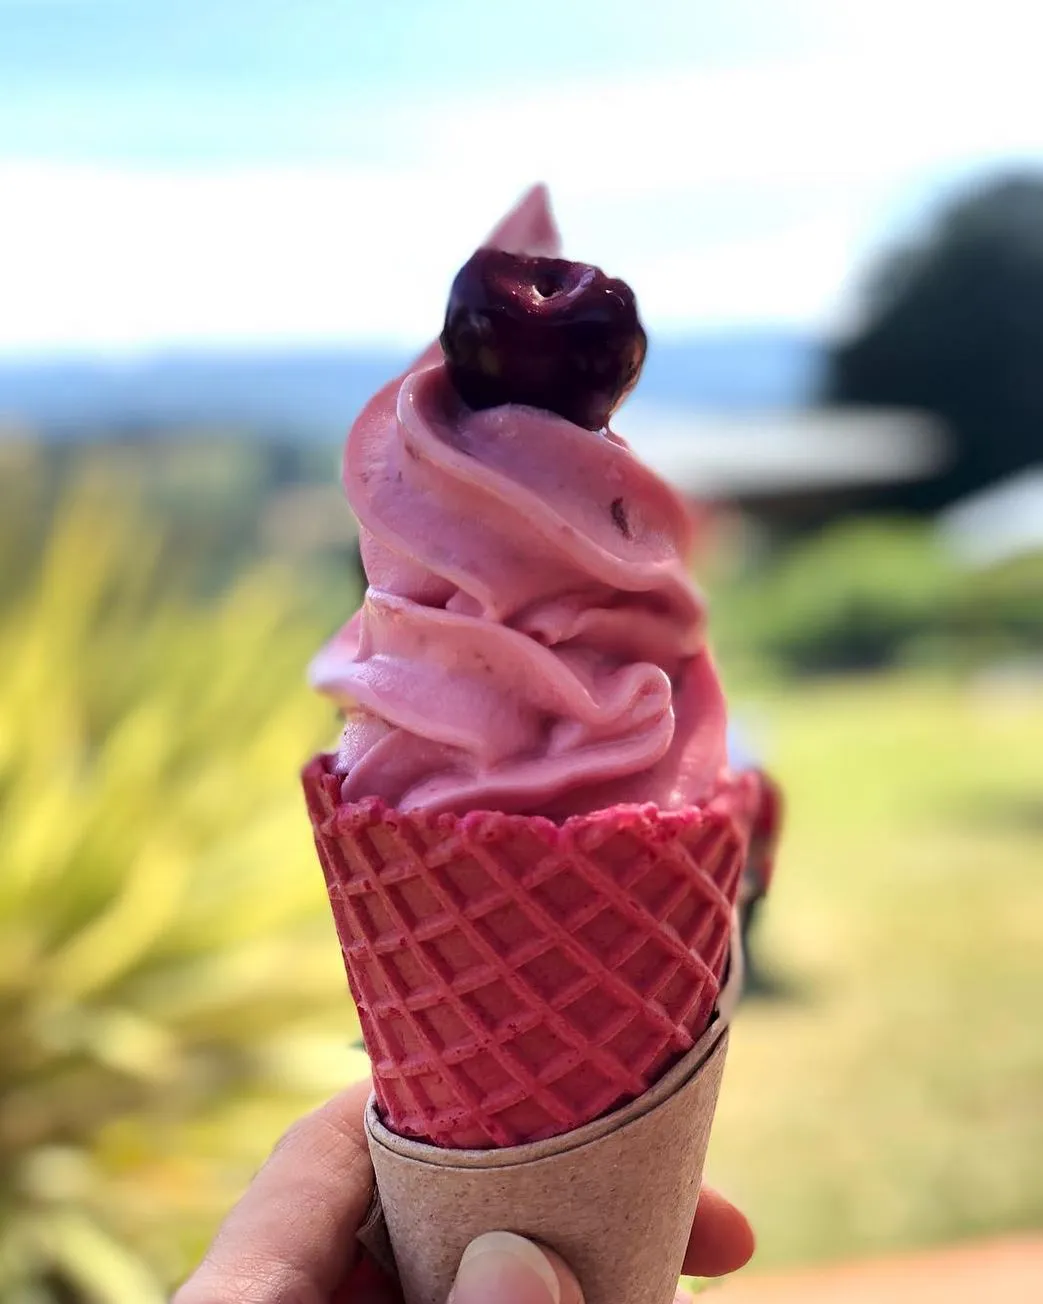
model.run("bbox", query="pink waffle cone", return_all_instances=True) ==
[303,753,762,1149]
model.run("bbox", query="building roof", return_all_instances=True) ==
[938,466,1043,568]
[615,403,948,499]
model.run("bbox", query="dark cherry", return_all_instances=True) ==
[440,248,647,430]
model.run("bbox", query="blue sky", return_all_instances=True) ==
[1,0,1040,354]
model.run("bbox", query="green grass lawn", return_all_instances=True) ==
[707,673,1043,1272]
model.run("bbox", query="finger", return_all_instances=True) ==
[680,1187,756,1278]
[449,1232,584,1304]
[174,1077,374,1304]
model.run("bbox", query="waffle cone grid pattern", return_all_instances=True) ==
[304,757,747,1148]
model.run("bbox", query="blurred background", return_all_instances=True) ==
[2,1,1042,1300]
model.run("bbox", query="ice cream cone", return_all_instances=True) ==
[299,183,783,1304]
[303,754,758,1149]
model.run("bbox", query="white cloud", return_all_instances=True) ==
[397,43,1043,193]
[3,35,1043,354]
[0,160,868,353]
[629,214,868,330]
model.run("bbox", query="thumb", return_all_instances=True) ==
[448,1232,583,1304]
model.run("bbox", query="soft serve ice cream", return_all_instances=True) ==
[311,248,728,819]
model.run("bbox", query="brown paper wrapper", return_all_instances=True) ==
[359,921,743,1304]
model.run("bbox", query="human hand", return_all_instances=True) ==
[174,1078,754,1304]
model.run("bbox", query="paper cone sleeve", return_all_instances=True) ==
[359,934,742,1304]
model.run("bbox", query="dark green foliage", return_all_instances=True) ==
[824,172,1043,512]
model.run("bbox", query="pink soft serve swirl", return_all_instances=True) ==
[310,357,729,818]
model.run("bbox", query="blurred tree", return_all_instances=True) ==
[824,172,1043,512]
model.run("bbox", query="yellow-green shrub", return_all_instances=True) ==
[0,454,364,1301]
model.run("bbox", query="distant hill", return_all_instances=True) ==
[639,330,824,412]
[0,329,823,441]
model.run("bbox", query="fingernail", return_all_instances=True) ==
[450,1232,561,1304]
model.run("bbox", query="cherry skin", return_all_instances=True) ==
[440,249,647,430]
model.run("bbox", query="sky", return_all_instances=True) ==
[1,0,1041,355]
